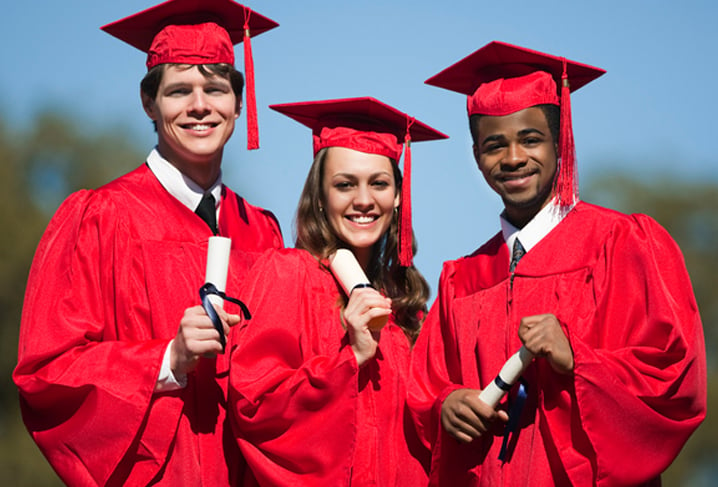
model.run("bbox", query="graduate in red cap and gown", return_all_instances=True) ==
[227,97,447,486]
[407,41,706,486]
[13,1,282,485]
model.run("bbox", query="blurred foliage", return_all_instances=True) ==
[0,112,715,484]
[583,175,718,486]
[0,112,141,485]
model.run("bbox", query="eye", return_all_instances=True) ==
[334,181,353,190]
[206,85,230,95]
[168,88,191,96]
[371,180,391,189]
[482,142,504,154]
[523,136,543,146]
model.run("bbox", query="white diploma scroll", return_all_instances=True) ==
[205,236,232,308]
[478,346,534,408]
[329,248,388,331]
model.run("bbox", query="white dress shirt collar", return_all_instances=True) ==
[145,148,223,213]
[500,198,574,255]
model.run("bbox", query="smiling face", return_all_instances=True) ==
[473,106,558,227]
[142,64,241,189]
[321,146,400,268]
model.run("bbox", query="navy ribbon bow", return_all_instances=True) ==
[498,379,528,463]
[199,282,252,352]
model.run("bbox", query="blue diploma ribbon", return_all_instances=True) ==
[498,379,528,463]
[494,374,513,392]
[199,282,252,353]
[350,283,373,294]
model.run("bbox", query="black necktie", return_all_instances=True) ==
[509,239,526,273]
[195,193,217,234]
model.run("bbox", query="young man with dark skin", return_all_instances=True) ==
[408,41,706,486]
[13,1,282,485]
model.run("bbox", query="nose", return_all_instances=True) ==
[352,184,374,210]
[188,89,211,116]
[501,142,527,168]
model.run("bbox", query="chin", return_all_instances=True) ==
[503,192,542,208]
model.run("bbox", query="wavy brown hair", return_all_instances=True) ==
[295,147,429,343]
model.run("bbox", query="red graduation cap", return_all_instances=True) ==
[270,97,448,267]
[425,41,605,207]
[101,0,279,150]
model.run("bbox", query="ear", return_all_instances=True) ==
[394,190,401,210]
[141,91,157,121]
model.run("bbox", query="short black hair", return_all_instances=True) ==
[469,103,560,146]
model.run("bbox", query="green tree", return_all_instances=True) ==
[0,112,142,485]
[584,174,718,486]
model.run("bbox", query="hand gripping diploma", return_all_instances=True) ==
[478,346,534,408]
[171,237,248,377]
[440,350,531,443]
[442,313,573,442]
[329,249,392,367]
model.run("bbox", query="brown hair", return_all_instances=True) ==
[295,148,429,343]
[140,63,245,100]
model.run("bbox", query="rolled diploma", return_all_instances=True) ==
[205,236,232,308]
[329,248,388,331]
[478,346,534,408]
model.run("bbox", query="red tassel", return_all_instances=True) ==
[556,58,578,207]
[243,8,259,150]
[398,118,415,267]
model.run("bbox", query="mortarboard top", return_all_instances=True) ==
[270,97,448,267]
[270,97,448,157]
[101,0,278,63]
[101,0,279,150]
[425,41,606,207]
[424,41,605,111]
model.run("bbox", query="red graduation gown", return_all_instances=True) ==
[13,164,283,486]
[228,249,430,486]
[408,202,706,486]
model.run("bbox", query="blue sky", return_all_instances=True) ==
[3,0,716,297]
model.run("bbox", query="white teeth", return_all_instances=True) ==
[351,215,375,224]
[187,124,211,131]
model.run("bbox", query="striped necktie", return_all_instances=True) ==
[510,239,526,273]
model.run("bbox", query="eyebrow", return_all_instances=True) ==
[480,127,546,146]
[331,171,392,180]
[162,79,231,92]
[162,82,190,92]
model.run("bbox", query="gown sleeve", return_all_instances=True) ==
[13,191,181,486]
[545,214,707,485]
[407,260,465,457]
[228,251,360,486]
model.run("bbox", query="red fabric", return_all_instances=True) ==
[398,131,412,267]
[228,249,430,486]
[425,41,604,101]
[243,7,259,151]
[14,163,283,486]
[312,126,403,161]
[147,22,235,69]
[466,71,558,117]
[555,62,578,207]
[100,0,279,57]
[408,202,706,486]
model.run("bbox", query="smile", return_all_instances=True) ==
[182,123,217,131]
[500,171,535,181]
[347,215,378,224]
